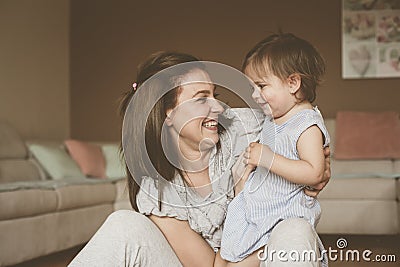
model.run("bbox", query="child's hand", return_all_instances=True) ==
[232,151,254,195]
[244,142,273,169]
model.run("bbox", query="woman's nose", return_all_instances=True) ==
[209,98,224,114]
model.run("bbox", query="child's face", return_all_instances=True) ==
[245,66,294,119]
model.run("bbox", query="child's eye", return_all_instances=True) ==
[257,83,268,90]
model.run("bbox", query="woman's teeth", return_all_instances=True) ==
[203,121,218,128]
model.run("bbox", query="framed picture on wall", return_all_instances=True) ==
[342,0,400,78]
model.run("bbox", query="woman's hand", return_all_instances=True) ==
[304,146,331,197]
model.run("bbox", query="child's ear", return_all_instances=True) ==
[287,73,301,94]
[165,109,173,126]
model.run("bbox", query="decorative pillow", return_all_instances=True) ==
[101,144,127,178]
[64,140,106,178]
[28,143,85,179]
[334,111,400,159]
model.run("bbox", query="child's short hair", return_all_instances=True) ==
[243,33,325,103]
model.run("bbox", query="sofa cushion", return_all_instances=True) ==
[331,158,394,178]
[114,179,131,211]
[115,178,129,201]
[28,143,85,179]
[0,188,57,220]
[0,178,117,219]
[318,199,398,234]
[0,121,27,159]
[324,119,336,154]
[394,160,400,176]
[0,177,116,192]
[334,111,400,159]
[101,144,126,178]
[318,177,397,200]
[0,159,41,183]
[397,178,400,201]
[56,182,116,211]
[65,140,106,178]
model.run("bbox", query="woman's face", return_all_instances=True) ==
[166,69,224,158]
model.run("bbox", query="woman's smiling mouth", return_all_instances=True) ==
[202,119,218,131]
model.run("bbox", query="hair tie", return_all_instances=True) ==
[132,82,138,91]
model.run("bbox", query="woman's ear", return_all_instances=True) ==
[165,109,173,126]
[287,73,301,94]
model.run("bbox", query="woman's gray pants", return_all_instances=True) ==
[69,210,322,267]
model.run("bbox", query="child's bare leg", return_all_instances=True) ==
[214,251,228,267]
[226,249,262,267]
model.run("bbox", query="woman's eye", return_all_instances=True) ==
[196,97,207,103]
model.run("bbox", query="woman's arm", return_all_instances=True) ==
[246,126,325,186]
[149,215,225,267]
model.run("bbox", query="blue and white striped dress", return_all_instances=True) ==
[220,107,330,265]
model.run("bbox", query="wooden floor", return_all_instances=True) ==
[10,246,83,267]
[10,235,399,267]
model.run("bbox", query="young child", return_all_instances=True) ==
[220,33,330,266]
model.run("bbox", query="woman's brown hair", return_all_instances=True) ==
[119,51,203,211]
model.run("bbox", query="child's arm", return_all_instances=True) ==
[245,125,325,186]
[304,146,331,197]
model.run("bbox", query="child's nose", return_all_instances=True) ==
[252,88,260,100]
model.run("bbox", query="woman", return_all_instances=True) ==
[69,51,331,267]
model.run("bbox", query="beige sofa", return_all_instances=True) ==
[0,122,130,267]
[317,119,400,235]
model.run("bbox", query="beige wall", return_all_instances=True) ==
[2,1,399,142]
[70,0,400,141]
[0,0,70,140]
